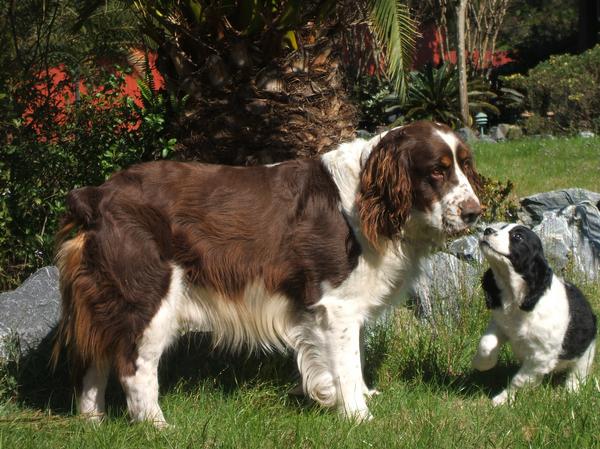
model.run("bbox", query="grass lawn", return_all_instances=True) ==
[1,136,599,449]
[472,136,600,197]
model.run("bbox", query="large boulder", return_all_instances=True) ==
[410,251,480,320]
[520,189,600,278]
[0,267,60,359]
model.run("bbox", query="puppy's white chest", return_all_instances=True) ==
[493,280,569,360]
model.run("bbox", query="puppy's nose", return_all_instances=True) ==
[483,227,495,236]
[460,199,482,225]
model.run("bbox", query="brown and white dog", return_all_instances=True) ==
[52,120,481,426]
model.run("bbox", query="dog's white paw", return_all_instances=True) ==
[491,390,509,406]
[472,353,497,372]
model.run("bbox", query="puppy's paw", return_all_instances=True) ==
[491,390,509,407]
[472,353,497,372]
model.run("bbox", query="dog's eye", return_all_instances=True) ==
[462,158,472,169]
[431,167,445,180]
[511,233,523,241]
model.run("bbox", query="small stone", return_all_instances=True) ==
[579,131,595,138]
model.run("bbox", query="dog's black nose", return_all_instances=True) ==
[460,199,482,225]
[484,227,495,236]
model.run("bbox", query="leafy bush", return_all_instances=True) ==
[477,175,519,223]
[520,45,600,134]
[352,64,502,130]
[350,77,398,132]
[0,68,177,289]
[403,63,500,127]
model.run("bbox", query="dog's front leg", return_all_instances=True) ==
[321,301,371,422]
[472,319,506,372]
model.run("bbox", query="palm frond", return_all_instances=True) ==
[368,0,418,101]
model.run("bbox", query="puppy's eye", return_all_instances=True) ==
[462,159,472,169]
[511,233,523,241]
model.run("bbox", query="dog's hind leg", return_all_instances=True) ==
[79,363,110,421]
[492,361,549,406]
[566,340,596,392]
[119,267,185,428]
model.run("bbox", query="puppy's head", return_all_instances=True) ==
[480,224,553,311]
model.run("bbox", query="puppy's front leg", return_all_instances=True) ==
[472,319,506,372]
[492,362,545,406]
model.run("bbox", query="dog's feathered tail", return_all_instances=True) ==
[51,186,104,379]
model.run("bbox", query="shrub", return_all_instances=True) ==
[0,68,177,290]
[477,175,519,223]
[350,76,398,132]
[521,45,600,134]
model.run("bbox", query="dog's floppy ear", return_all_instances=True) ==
[520,253,553,312]
[482,268,502,309]
[357,130,412,249]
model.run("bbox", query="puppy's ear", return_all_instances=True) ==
[482,268,502,309]
[520,254,553,312]
[357,133,412,249]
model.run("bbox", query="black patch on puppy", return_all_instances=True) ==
[507,226,553,312]
[482,268,502,309]
[561,282,598,360]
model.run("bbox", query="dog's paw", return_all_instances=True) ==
[472,357,495,372]
[491,390,509,406]
[472,351,498,372]
[364,388,380,399]
[342,406,373,423]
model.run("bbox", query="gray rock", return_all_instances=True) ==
[505,126,524,140]
[456,127,478,143]
[479,136,497,144]
[531,203,600,279]
[489,126,506,141]
[411,252,479,321]
[447,235,483,263]
[520,189,600,225]
[0,267,60,359]
[355,129,373,139]
[579,131,595,138]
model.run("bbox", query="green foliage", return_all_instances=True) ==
[399,63,499,127]
[130,63,187,159]
[477,175,519,223]
[0,69,177,290]
[350,76,398,131]
[0,334,20,404]
[368,0,418,101]
[352,64,502,130]
[519,45,600,135]
[497,0,578,71]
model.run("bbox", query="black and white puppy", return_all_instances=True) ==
[473,224,597,405]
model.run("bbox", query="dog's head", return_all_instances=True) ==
[357,121,482,247]
[480,224,553,311]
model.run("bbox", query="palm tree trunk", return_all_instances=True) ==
[456,0,469,126]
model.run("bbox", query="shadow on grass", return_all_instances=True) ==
[9,329,301,417]
[9,326,527,418]
[372,353,521,401]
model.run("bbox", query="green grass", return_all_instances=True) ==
[1,276,598,449]
[2,136,600,448]
[473,136,600,197]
